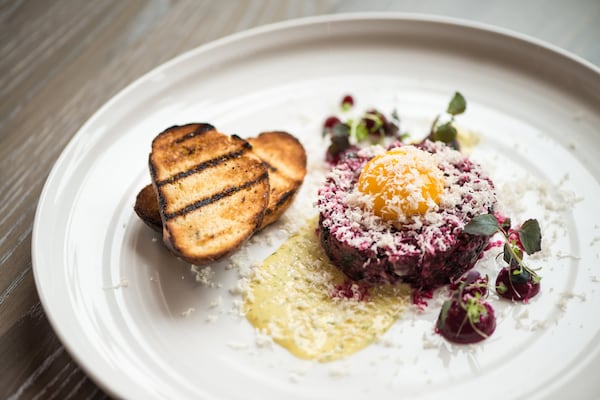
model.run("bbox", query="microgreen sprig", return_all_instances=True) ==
[456,273,491,338]
[437,272,494,342]
[464,214,543,291]
[428,92,466,149]
[322,95,404,160]
[461,294,491,339]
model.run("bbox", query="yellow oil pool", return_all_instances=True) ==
[243,217,411,362]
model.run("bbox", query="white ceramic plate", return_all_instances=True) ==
[32,14,600,400]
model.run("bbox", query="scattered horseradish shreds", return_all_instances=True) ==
[317,140,498,292]
[317,92,545,344]
[235,92,559,359]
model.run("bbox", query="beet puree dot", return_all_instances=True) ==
[436,298,496,344]
[496,267,540,302]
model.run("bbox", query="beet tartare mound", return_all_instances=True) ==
[316,140,497,289]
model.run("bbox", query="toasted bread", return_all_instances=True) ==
[134,184,162,232]
[149,123,270,265]
[135,130,307,232]
[247,131,307,228]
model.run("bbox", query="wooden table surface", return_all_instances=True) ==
[1,1,599,398]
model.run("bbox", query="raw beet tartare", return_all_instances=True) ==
[316,140,497,289]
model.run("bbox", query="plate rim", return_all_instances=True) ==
[31,12,600,399]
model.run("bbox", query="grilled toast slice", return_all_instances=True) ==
[247,131,307,228]
[149,123,270,265]
[135,130,307,232]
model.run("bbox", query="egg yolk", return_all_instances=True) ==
[357,146,445,221]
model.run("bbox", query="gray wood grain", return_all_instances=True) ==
[0,0,598,398]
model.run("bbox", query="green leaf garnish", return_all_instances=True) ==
[437,300,451,330]
[427,92,466,147]
[500,217,511,232]
[511,267,533,285]
[461,295,491,339]
[466,214,543,289]
[332,122,350,138]
[496,282,508,294]
[354,123,369,141]
[327,123,351,155]
[464,214,499,236]
[518,219,542,255]
[466,296,485,324]
[503,242,523,266]
[433,122,457,143]
[399,132,411,142]
[447,92,467,116]
[364,112,384,132]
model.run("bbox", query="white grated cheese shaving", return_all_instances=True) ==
[181,308,195,317]
[254,329,275,349]
[103,277,129,290]
[556,291,586,312]
[328,364,350,378]
[317,141,497,260]
[191,265,218,288]
[194,117,586,377]
[206,314,219,323]
[421,333,439,349]
[209,295,222,309]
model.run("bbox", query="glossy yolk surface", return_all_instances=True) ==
[357,146,445,221]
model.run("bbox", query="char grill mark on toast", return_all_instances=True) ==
[263,189,297,217]
[149,124,278,265]
[135,130,308,232]
[274,188,296,208]
[149,124,273,265]
[155,143,251,187]
[140,129,307,252]
[151,124,247,182]
[261,160,277,173]
[163,171,269,221]
[172,123,215,144]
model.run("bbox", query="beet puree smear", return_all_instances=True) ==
[316,140,497,290]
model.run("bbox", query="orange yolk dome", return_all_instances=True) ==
[357,146,445,221]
